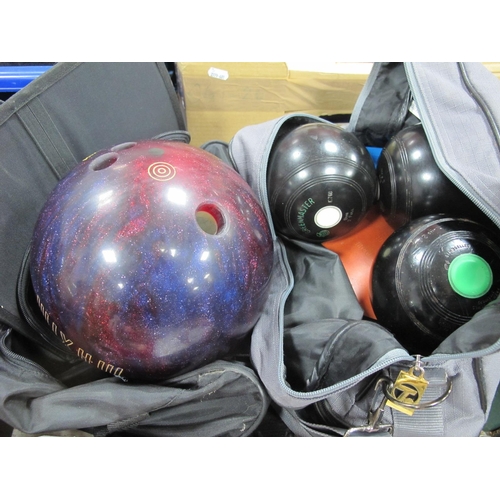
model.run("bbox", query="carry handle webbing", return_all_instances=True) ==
[16,98,78,180]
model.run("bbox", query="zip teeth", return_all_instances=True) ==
[406,63,500,230]
[0,328,53,376]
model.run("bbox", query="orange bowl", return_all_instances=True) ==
[323,204,394,319]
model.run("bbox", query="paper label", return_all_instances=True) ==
[208,67,229,80]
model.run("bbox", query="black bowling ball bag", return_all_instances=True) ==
[225,62,500,436]
[0,62,270,437]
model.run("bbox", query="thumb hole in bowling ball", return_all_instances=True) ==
[196,203,225,235]
[89,152,119,171]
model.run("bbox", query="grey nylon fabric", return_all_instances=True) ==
[391,357,500,437]
[406,62,500,227]
[346,62,419,147]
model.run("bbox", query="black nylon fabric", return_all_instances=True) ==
[347,62,419,148]
[0,326,269,437]
[200,140,234,168]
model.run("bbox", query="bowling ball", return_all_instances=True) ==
[29,139,274,381]
[378,124,488,229]
[267,122,379,243]
[372,215,500,354]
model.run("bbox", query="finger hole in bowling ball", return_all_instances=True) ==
[196,203,225,235]
[89,152,119,171]
[110,142,137,152]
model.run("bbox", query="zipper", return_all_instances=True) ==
[405,62,500,229]
[0,327,54,377]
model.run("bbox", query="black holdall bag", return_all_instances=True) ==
[223,62,500,437]
[0,62,270,437]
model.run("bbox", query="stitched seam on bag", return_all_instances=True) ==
[105,413,151,434]
[473,357,488,414]
[17,99,77,179]
[0,63,81,125]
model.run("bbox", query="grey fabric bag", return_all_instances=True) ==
[227,62,500,437]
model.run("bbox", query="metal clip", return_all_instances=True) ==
[344,377,393,437]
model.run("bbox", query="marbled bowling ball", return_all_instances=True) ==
[30,140,274,381]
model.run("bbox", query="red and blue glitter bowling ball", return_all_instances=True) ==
[29,140,274,381]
